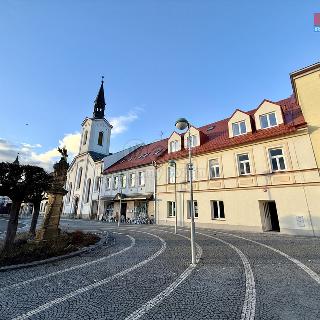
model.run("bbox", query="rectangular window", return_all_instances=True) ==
[120,175,127,188]
[237,154,251,175]
[94,177,100,191]
[113,176,119,189]
[138,171,145,186]
[186,135,198,148]
[168,166,175,184]
[232,121,247,136]
[260,112,277,129]
[106,177,111,190]
[129,173,135,187]
[211,201,225,219]
[269,148,286,171]
[170,140,179,152]
[209,159,220,179]
[186,163,196,182]
[167,201,176,217]
[187,200,198,218]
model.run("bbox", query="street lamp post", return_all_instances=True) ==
[168,160,177,234]
[175,118,196,265]
[118,173,123,227]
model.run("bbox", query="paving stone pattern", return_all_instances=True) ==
[0,219,319,320]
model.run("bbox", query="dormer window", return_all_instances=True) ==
[186,135,198,148]
[232,121,247,136]
[170,140,179,152]
[260,112,277,129]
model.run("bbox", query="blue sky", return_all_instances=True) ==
[0,0,319,170]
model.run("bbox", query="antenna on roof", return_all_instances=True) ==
[160,131,163,140]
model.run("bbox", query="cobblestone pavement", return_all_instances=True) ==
[0,216,28,239]
[0,219,319,320]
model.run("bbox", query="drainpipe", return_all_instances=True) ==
[292,140,316,236]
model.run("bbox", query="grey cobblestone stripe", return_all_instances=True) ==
[196,231,256,320]
[124,228,203,320]
[217,231,320,285]
[0,233,135,292]
[11,231,167,320]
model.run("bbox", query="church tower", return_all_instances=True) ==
[79,78,112,156]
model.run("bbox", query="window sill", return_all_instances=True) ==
[212,218,226,221]
[271,170,287,173]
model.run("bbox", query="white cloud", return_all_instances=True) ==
[0,133,81,172]
[0,109,141,171]
[109,108,142,136]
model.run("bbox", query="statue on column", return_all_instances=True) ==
[36,147,69,240]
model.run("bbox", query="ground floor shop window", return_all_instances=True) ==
[211,200,225,219]
[187,200,198,218]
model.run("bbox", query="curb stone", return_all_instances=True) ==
[0,231,111,272]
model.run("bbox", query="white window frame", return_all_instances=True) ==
[186,135,198,148]
[106,177,111,190]
[237,153,251,175]
[113,176,119,190]
[138,171,145,186]
[211,200,225,220]
[129,173,136,187]
[232,121,247,136]
[209,159,220,179]
[260,112,277,129]
[186,163,196,182]
[167,201,176,217]
[187,200,198,219]
[170,140,179,152]
[121,174,127,188]
[269,148,286,172]
[168,166,175,184]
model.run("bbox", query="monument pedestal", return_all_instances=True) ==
[36,148,69,241]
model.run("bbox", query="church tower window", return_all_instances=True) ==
[98,131,104,146]
[83,131,88,145]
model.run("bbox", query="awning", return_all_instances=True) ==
[100,193,154,202]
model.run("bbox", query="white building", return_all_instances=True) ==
[62,79,140,219]
[100,139,167,222]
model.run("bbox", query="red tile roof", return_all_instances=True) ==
[104,95,306,173]
[158,96,306,163]
[104,139,168,174]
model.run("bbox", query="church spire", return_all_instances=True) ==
[13,153,19,165]
[93,76,106,119]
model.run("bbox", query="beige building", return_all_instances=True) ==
[156,62,320,236]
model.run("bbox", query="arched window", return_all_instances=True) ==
[98,131,103,146]
[67,182,72,203]
[76,167,83,189]
[85,179,91,203]
[83,131,88,145]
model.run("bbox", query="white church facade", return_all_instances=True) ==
[62,79,139,219]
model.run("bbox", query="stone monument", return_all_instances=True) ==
[36,147,69,240]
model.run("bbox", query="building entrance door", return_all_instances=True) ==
[121,202,127,220]
[259,200,280,232]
